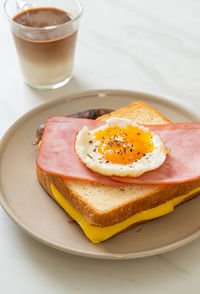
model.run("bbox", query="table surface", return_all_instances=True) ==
[1,0,200,293]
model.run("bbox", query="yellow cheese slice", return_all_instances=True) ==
[50,183,200,243]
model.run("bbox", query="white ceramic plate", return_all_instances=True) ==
[0,89,200,260]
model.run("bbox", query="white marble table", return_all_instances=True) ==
[1,0,200,293]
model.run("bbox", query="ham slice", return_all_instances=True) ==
[36,116,121,186]
[112,123,200,184]
[37,117,200,185]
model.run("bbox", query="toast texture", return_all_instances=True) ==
[97,101,171,124]
[36,102,200,227]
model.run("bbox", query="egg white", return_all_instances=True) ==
[75,117,167,177]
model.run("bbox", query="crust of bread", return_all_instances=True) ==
[37,167,200,226]
[36,101,200,228]
[97,101,171,124]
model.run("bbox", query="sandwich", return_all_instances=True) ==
[36,102,200,243]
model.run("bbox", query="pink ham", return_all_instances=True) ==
[36,116,121,186]
[37,117,200,186]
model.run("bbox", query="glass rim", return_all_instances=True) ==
[3,0,83,31]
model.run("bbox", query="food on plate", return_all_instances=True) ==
[112,123,200,184]
[75,117,167,177]
[33,108,113,144]
[36,117,121,186]
[36,102,200,243]
[37,117,200,185]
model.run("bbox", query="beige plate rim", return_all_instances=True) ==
[0,89,200,260]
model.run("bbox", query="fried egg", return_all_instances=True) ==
[75,118,167,177]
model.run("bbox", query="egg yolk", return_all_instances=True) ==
[94,125,154,164]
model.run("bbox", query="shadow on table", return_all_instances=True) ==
[27,76,89,102]
[13,226,200,292]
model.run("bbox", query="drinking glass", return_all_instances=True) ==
[4,0,82,89]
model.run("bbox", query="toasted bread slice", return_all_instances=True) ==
[37,102,200,228]
[97,101,171,124]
